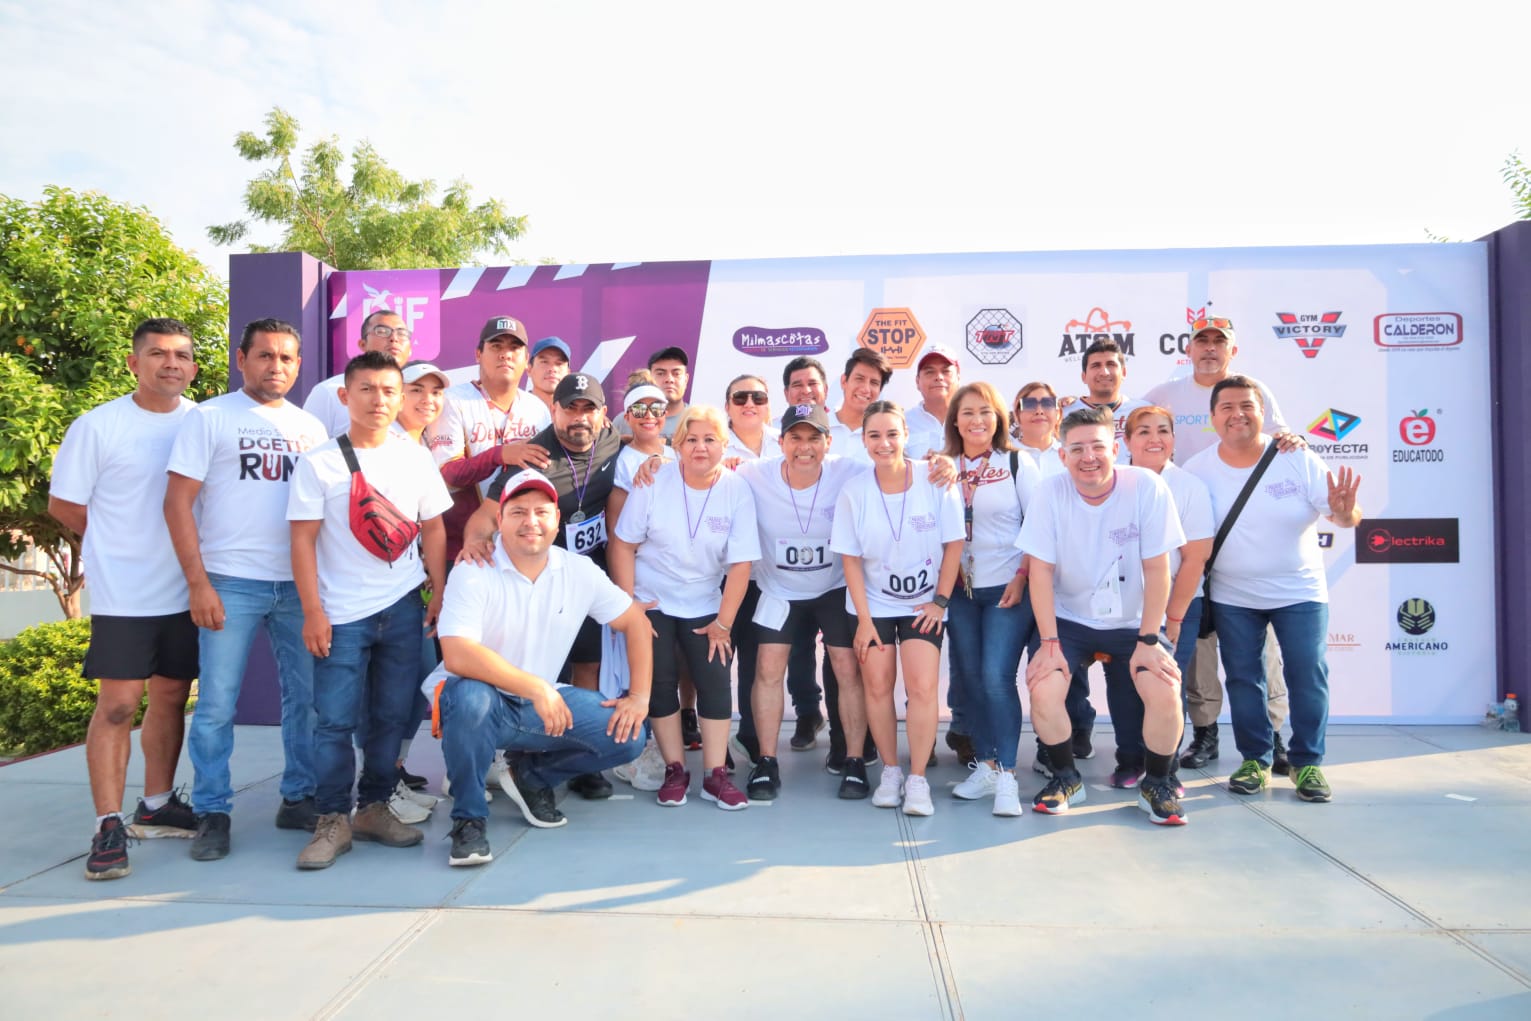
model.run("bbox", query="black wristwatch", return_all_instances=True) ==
[931,594,950,609]
[1137,633,1160,646]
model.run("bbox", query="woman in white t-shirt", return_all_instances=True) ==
[608,379,672,522]
[830,400,964,817]
[610,405,761,812]
[1011,382,1066,479]
[940,382,1042,816]
[723,374,773,463]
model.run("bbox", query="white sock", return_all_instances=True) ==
[142,791,171,811]
[96,812,125,829]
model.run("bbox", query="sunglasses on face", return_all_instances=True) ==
[1019,396,1058,412]
[1190,316,1233,333]
[730,390,769,406]
[627,403,665,419]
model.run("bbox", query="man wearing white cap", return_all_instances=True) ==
[906,344,960,460]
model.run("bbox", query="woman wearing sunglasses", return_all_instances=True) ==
[720,374,772,769]
[1012,382,1067,479]
[724,375,773,463]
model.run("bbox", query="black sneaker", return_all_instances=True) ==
[275,796,319,832]
[1032,770,1086,815]
[945,730,977,768]
[448,817,492,866]
[681,708,703,750]
[825,744,847,775]
[397,765,429,791]
[130,789,197,839]
[837,757,870,800]
[502,765,567,829]
[567,772,613,800]
[790,712,825,751]
[1179,723,1219,769]
[190,812,232,861]
[1033,740,1055,777]
[85,816,133,880]
[1138,776,1188,826]
[1272,732,1291,776]
[746,757,781,801]
[1070,726,1095,761]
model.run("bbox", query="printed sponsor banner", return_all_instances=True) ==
[1356,518,1461,564]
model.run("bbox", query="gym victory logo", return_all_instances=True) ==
[1306,408,1368,461]
[1374,312,1462,351]
[1273,311,1347,359]
[1393,407,1445,464]
[1386,597,1447,655]
[1059,308,1134,359]
[965,309,1023,366]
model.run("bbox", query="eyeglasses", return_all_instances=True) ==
[368,325,412,341]
[627,403,665,419]
[1019,396,1058,412]
[730,391,769,406]
[1190,316,1233,334]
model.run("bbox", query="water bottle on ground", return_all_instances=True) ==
[1503,694,1521,733]
[1483,699,1504,728]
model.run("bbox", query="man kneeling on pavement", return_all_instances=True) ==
[433,469,654,866]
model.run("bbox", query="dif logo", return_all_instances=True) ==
[362,283,429,333]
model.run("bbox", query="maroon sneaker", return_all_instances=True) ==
[656,762,690,806]
[701,766,749,811]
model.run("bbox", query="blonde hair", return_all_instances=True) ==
[672,404,729,446]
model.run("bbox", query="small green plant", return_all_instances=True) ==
[0,619,125,754]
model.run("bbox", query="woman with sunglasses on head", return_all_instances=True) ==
[831,400,964,816]
[1012,382,1067,479]
[723,375,773,464]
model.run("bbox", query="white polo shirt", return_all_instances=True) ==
[429,544,633,695]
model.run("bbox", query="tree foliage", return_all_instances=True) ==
[0,187,229,617]
[209,107,528,270]
[1502,150,1531,222]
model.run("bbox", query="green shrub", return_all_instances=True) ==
[0,619,106,754]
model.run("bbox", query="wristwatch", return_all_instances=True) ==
[931,594,950,609]
[1137,633,1160,646]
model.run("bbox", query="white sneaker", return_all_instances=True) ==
[952,760,998,800]
[616,738,666,792]
[871,765,905,808]
[902,774,934,816]
[728,734,755,770]
[399,785,439,809]
[993,770,1023,817]
[387,781,431,824]
[440,775,492,803]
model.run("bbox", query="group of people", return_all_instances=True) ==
[51,308,1360,878]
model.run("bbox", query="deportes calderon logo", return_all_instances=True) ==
[731,326,829,358]
[1375,312,1462,350]
[1386,597,1448,654]
[1273,311,1347,359]
[1355,518,1460,564]
[1306,409,1368,461]
[1059,308,1133,358]
[965,308,1023,365]
[1393,408,1445,464]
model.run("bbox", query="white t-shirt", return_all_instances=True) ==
[1017,440,1069,480]
[1183,441,1333,609]
[827,411,872,465]
[1068,396,1150,463]
[287,433,453,625]
[612,445,673,493]
[958,449,1042,589]
[736,455,867,601]
[1142,375,1288,464]
[167,391,327,581]
[905,404,947,460]
[428,544,632,696]
[830,461,966,618]
[301,374,349,438]
[1018,467,1185,631]
[50,394,195,616]
[1156,462,1216,592]
[425,381,550,497]
[613,463,761,619]
[725,428,774,463]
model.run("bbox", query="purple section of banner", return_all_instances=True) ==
[327,263,713,401]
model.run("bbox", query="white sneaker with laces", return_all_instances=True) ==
[871,765,905,808]
[387,781,430,824]
[440,775,493,803]
[902,773,935,816]
[952,760,998,800]
[993,770,1023,817]
[617,738,667,792]
[400,785,439,809]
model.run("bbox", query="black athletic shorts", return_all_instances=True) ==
[859,613,944,650]
[754,587,854,649]
[82,612,199,682]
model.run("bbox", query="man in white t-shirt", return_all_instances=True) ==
[165,318,328,862]
[49,318,202,880]
[828,347,890,464]
[302,309,414,437]
[1184,376,1361,803]
[525,336,571,414]
[1070,338,1150,454]
[1018,406,1189,825]
[906,344,959,460]
[425,315,551,561]
[434,470,653,865]
[287,352,452,871]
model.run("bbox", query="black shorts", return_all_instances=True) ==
[82,612,199,682]
[858,614,944,650]
[754,587,854,649]
[571,616,602,664]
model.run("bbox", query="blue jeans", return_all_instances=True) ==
[312,591,425,814]
[1212,600,1329,768]
[188,574,315,814]
[440,677,644,821]
[1173,596,1204,717]
[1057,619,1145,767]
[946,583,1034,769]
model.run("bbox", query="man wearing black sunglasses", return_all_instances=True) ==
[303,310,415,436]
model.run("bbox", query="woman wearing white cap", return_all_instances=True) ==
[610,405,761,811]
[831,400,964,816]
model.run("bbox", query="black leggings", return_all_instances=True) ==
[648,610,733,720]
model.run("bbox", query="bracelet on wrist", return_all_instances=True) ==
[1041,636,1060,644]
[1166,614,1183,624]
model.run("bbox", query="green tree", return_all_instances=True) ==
[0,187,229,618]
[1501,150,1531,221]
[209,107,528,270]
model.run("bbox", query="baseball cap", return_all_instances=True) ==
[500,468,559,505]
[780,403,831,436]
[623,384,665,412]
[530,336,571,362]
[401,361,450,388]
[918,343,960,371]
[553,372,605,408]
[1190,315,1236,342]
[479,315,529,347]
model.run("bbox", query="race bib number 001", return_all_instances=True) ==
[775,539,829,573]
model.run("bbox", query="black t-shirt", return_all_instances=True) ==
[488,423,623,567]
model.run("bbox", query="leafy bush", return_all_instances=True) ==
[0,619,104,754]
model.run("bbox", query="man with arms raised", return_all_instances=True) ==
[49,318,202,879]
[303,309,414,436]
[165,319,328,861]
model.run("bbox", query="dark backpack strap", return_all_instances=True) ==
[336,434,362,475]
[1206,439,1281,572]
[1010,449,1020,481]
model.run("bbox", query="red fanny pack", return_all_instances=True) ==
[337,435,421,564]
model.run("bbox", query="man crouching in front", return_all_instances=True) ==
[435,470,653,866]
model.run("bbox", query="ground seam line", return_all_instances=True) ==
[311,907,445,1020]
[896,793,962,1021]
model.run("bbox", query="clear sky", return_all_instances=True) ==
[2,0,1524,271]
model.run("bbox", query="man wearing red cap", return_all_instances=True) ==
[907,344,960,460]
